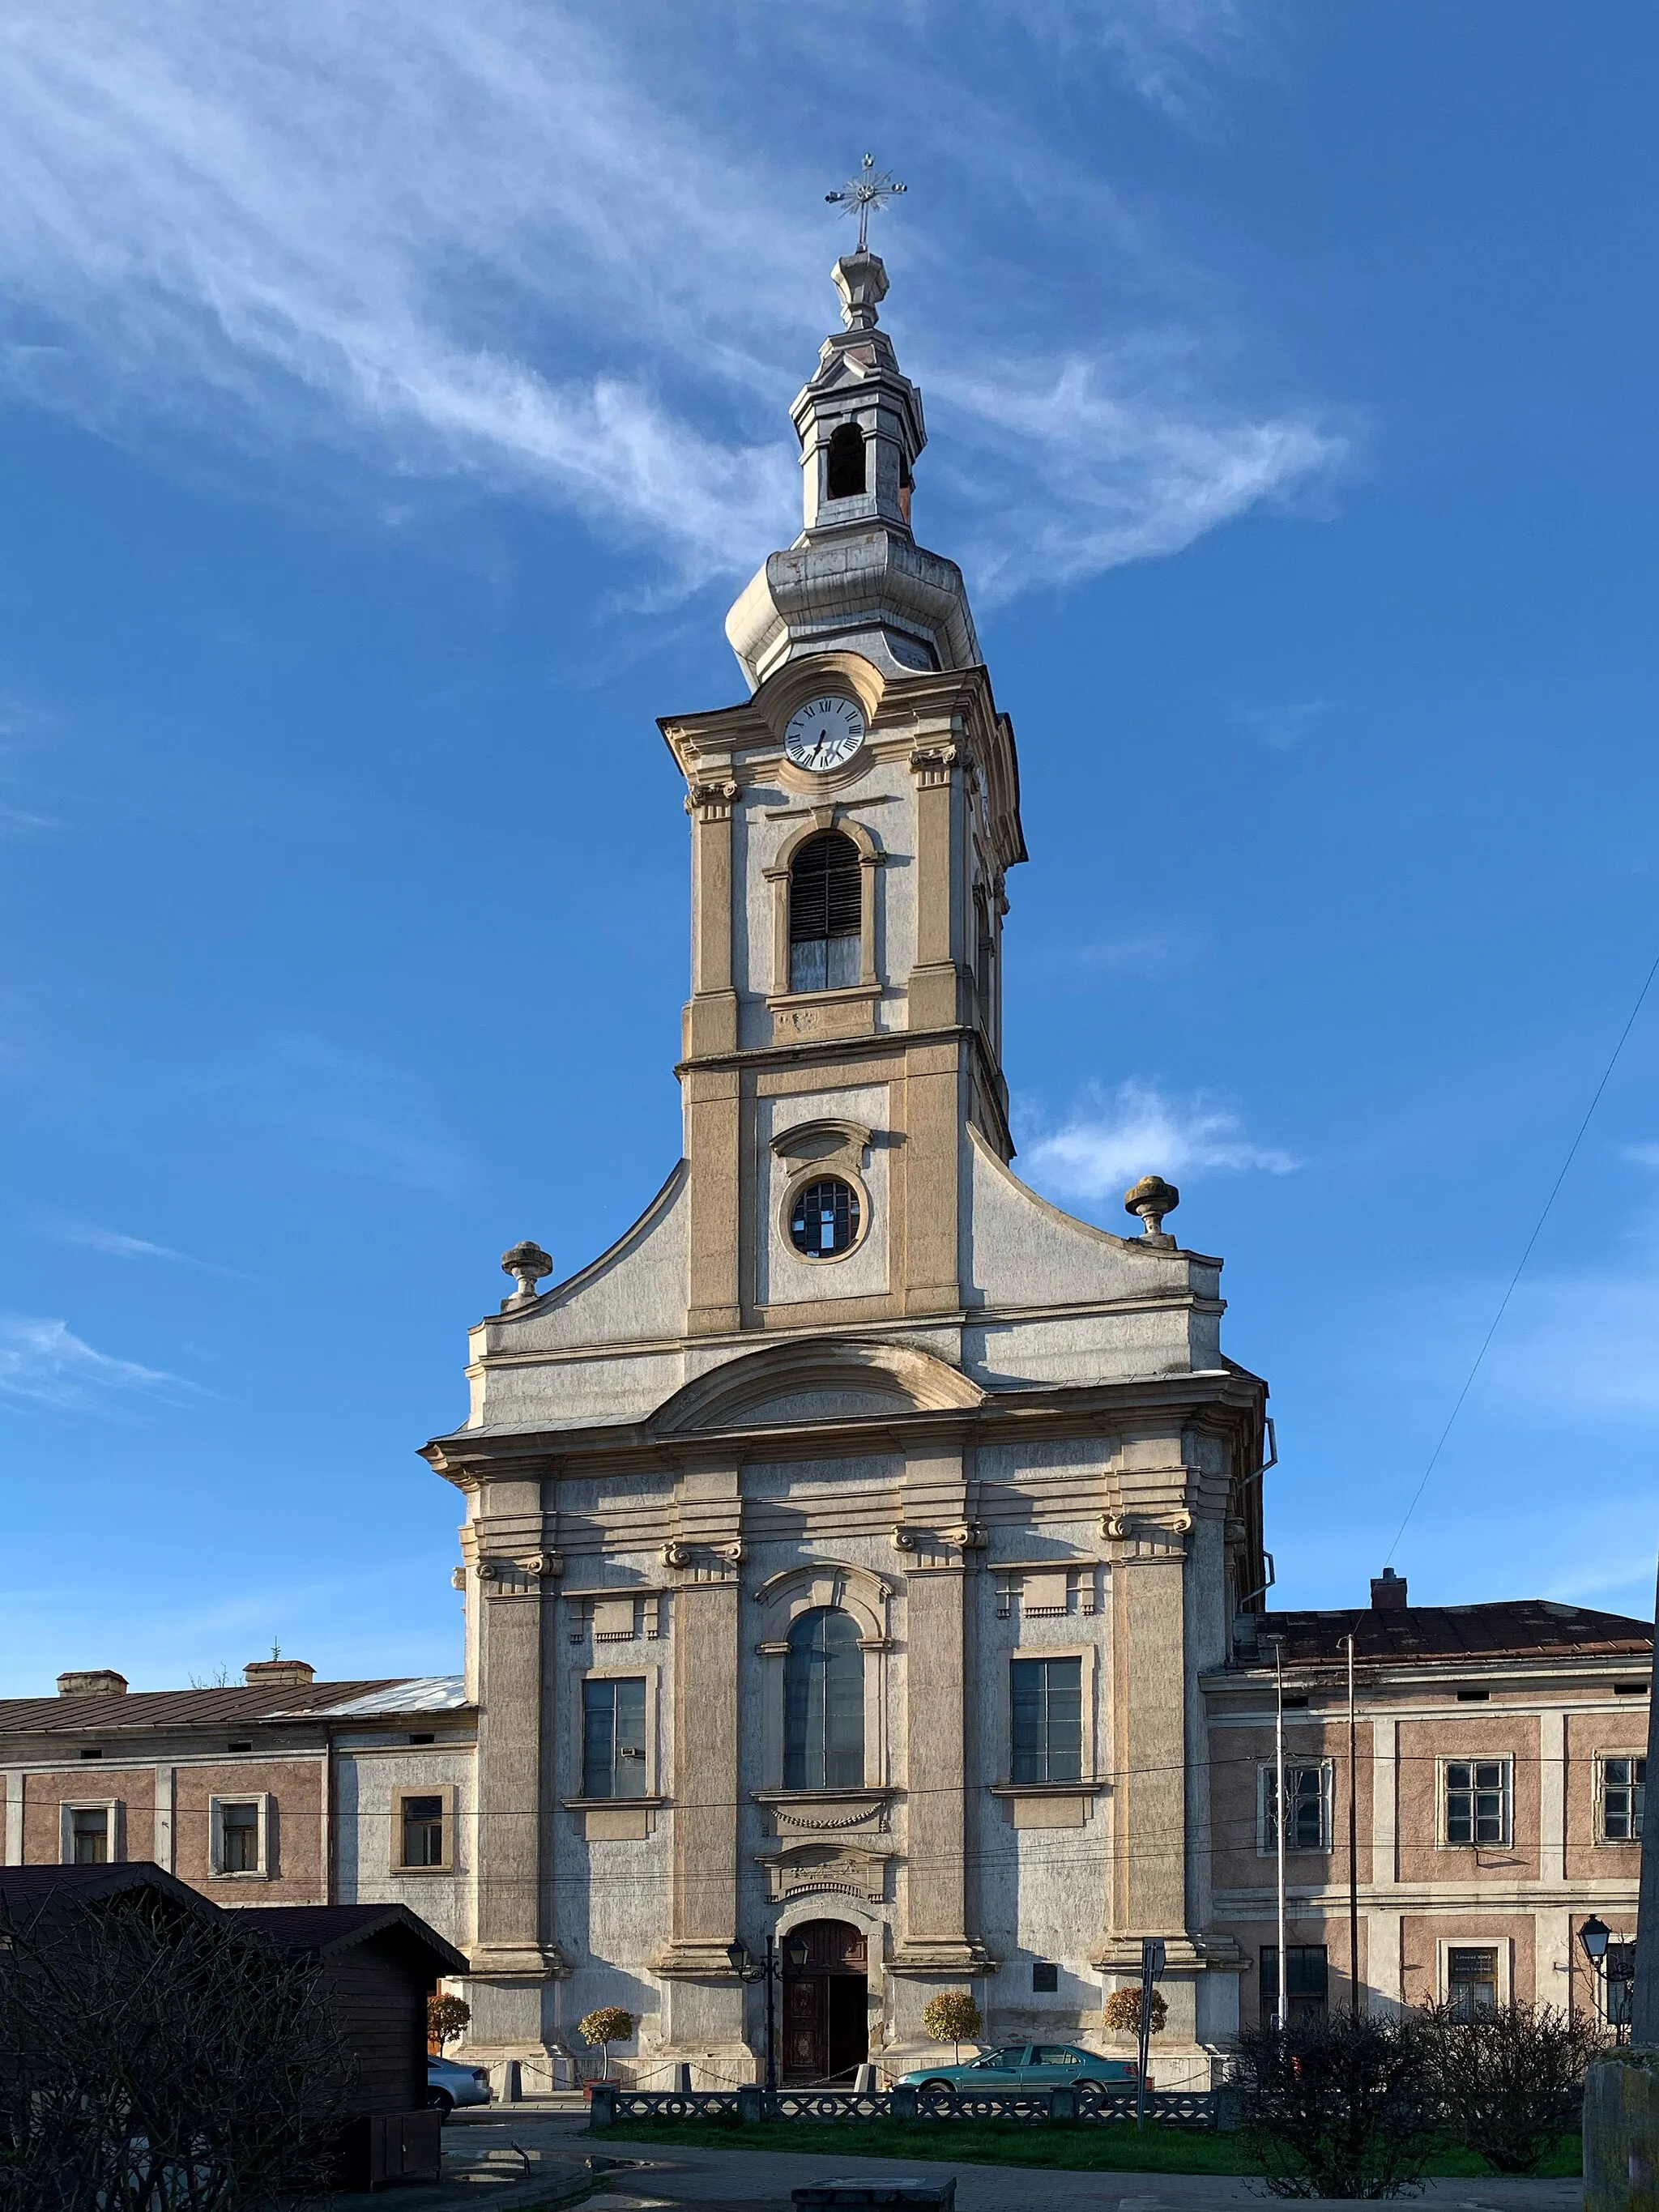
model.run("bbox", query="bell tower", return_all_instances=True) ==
[663,250,1026,1338]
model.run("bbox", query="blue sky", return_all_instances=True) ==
[3,2,1657,1693]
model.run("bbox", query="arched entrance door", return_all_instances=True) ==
[781,1918,868,2084]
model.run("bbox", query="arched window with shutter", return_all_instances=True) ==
[783,1607,864,1789]
[789,832,861,992]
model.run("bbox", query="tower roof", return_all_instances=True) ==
[725,254,979,688]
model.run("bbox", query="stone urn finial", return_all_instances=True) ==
[1124,1175,1179,1246]
[501,1239,553,1307]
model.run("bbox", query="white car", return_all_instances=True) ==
[425,2054,492,2115]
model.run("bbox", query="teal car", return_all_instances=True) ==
[899,2043,1138,2093]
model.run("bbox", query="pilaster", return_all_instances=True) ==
[657,1466,744,1978]
[471,1480,565,1983]
[892,1447,991,1971]
[1095,1438,1195,1964]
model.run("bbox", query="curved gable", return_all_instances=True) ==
[649,1336,983,1434]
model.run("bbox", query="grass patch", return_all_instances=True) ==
[595,2116,1584,2180]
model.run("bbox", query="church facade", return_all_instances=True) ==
[421,245,1271,2086]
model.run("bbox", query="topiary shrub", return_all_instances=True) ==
[427,1993,471,2053]
[1103,1986,1167,2037]
[921,1990,982,2063]
[578,2006,637,2082]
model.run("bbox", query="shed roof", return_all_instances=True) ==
[1244,1599,1653,1669]
[233,1902,467,1976]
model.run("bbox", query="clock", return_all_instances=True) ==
[783,694,865,773]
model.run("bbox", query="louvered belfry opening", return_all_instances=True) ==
[789,832,861,991]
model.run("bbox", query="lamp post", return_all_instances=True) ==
[727,1930,812,2091]
[1580,1915,1614,2042]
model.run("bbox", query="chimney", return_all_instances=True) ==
[244,1658,315,1688]
[1371,1567,1408,1612]
[57,1669,128,1697]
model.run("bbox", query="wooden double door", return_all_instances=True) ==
[781,1919,868,2085]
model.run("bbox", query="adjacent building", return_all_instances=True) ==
[0,1660,476,1958]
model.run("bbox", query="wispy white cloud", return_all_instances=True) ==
[912,356,1341,600]
[40,1221,246,1277]
[1243,698,1337,751]
[1028,925,1207,982]
[1473,1273,1659,1424]
[0,1,1341,599]
[1021,1078,1297,1200]
[0,1316,192,1409]
[198,1034,471,1196]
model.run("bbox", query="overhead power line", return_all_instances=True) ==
[1385,948,1659,1564]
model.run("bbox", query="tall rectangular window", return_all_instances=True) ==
[400,1795,446,1868]
[1444,1759,1510,1845]
[1448,1946,1499,2018]
[220,1801,261,1873]
[583,1677,647,1800]
[1260,1945,1329,2024]
[1601,1756,1646,1842]
[1010,1656,1082,1784]
[70,1807,109,1864]
[1260,1762,1333,1852]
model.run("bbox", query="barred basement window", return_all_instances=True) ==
[1448,1946,1499,2018]
[789,1178,860,1258]
[788,833,861,992]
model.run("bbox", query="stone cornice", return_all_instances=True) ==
[420,1365,1267,1487]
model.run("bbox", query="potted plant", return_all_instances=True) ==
[578,2007,637,2096]
[921,1990,983,2065]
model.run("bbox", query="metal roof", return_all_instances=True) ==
[1243,1599,1653,1669]
[0,1677,454,1737]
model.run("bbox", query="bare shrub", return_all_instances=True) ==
[1232,2010,1435,2198]
[1419,2001,1606,2173]
[0,1890,350,2210]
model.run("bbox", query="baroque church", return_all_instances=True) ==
[421,241,1273,2086]
[2,244,1642,2090]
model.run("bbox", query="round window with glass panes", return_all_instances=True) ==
[788,1177,861,1259]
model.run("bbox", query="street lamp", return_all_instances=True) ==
[1580,1916,1618,2041]
[727,1932,812,2090]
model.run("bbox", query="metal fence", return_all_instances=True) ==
[589,2083,1226,2129]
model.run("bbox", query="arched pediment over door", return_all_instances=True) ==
[646,1336,984,1436]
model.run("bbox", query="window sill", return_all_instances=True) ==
[563,1796,665,1812]
[753,1785,894,1805]
[766,982,882,1011]
[210,1869,271,1881]
[391,1861,454,1875]
[987,1780,1102,1798]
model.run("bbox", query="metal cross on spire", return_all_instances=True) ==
[825,154,907,255]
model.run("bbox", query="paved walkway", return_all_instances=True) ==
[585,2140,1583,2212]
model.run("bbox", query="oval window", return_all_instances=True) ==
[789,1178,861,1258]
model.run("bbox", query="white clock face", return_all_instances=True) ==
[783,695,865,774]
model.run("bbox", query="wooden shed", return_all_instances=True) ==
[237,1902,467,2190]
